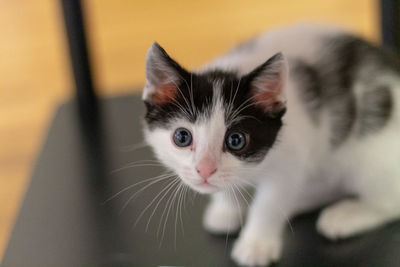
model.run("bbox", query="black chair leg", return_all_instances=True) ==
[380,0,400,58]
[60,0,97,114]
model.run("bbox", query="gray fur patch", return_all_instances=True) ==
[228,37,258,55]
[329,94,357,146]
[293,60,323,124]
[293,60,357,146]
[358,85,393,136]
[293,34,398,147]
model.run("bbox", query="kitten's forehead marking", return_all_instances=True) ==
[212,79,224,108]
[197,78,225,122]
[195,79,226,157]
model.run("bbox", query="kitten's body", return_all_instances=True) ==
[143,24,400,266]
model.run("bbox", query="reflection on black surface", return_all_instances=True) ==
[77,101,135,264]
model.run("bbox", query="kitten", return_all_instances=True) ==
[142,24,400,266]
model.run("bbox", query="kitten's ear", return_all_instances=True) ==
[246,52,288,116]
[143,43,187,106]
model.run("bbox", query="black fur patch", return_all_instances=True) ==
[144,71,235,128]
[221,74,285,162]
[144,61,285,163]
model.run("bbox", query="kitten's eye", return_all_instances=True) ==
[173,128,192,147]
[226,132,246,151]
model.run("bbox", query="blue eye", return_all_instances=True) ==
[226,132,246,151]
[173,128,192,147]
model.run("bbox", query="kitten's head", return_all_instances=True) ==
[142,43,287,194]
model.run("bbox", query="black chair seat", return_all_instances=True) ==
[3,94,400,266]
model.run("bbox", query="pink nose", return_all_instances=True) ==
[196,157,217,180]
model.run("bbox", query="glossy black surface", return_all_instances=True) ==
[3,94,400,266]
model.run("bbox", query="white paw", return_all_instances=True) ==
[317,200,377,240]
[203,201,243,234]
[231,235,282,266]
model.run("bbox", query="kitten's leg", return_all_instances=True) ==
[317,197,400,240]
[203,190,247,234]
[317,168,400,239]
[231,181,295,266]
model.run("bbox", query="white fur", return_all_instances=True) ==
[145,24,400,266]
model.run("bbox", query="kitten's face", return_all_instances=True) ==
[143,43,287,194]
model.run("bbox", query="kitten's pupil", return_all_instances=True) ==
[226,132,246,151]
[173,128,192,147]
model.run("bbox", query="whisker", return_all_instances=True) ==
[230,114,262,125]
[276,205,295,235]
[226,77,241,120]
[103,172,173,204]
[222,181,232,252]
[157,180,180,237]
[158,180,182,247]
[110,163,164,174]
[189,73,197,117]
[144,178,180,232]
[232,182,250,208]
[227,94,260,125]
[170,71,194,116]
[134,177,180,230]
[169,79,194,118]
[174,183,184,249]
[236,182,254,202]
[237,178,256,188]
[179,184,189,235]
[155,89,193,120]
[119,174,175,213]
[157,178,180,240]
[119,142,149,152]
[229,184,243,227]
[191,190,197,205]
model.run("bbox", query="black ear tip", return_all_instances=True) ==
[148,42,169,59]
[272,52,284,61]
[152,42,162,49]
[149,42,162,52]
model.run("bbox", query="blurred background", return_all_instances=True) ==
[0,0,380,261]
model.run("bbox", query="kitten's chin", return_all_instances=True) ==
[186,181,220,194]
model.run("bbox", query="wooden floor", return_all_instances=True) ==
[0,0,379,261]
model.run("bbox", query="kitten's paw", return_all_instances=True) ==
[231,235,282,266]
[203,201,242,234]
[317,200,381,240]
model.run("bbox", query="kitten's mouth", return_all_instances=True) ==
[198,181,215,188]
[179,172,222,194]
[190,180,220,194]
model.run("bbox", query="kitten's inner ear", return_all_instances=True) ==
[143,43,187,106]
[247,52,288,115]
